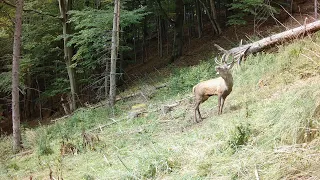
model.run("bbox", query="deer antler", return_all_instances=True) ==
[236,46,251,65]
[214,43,251,66]
[215,52,230,65]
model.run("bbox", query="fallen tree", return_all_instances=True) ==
[216,19,320,63]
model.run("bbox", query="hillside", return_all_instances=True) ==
[1,28,320,179]
[2,0,320,179]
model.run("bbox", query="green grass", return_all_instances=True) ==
[2,34,320,179]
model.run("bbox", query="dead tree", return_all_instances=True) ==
[216,20,320,64]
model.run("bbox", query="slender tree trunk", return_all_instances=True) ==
[104,54,109,99]
[158,16,163,57]
[58,0,77,112]
[24,69,32,119]
[209,0,221,34]
[195,0,202,38]
[109,0,120,106]
[134,29,137,62]
[171,0,184,62]
[12,0,24,153]
[35,77,42,120]
[199,0,218,34]
[142,16,147,63]
[315,0,318,20]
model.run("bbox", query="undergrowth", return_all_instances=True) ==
[1,34,320,179]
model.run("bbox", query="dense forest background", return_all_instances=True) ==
[0,0,298,133]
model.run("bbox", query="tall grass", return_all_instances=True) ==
[2,35,320,179]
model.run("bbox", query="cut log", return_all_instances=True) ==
[216,20,320,63]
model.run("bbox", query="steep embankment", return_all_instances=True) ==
[1,30,320,179]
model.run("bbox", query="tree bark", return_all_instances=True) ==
[209,0,221,34]
[142,16,147,63]
[158,16,163,57]
[199,0,219,34]
[109,0,120,106]
[195,0,202,38]
[58,0,77,112]
[315,0,318,20]
[23,69,32,119]
[171,0,184,62]
[104,54,109,99]
[12,0,24,153]
[217,20,320,63]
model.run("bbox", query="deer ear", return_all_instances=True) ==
[215,66,220,74]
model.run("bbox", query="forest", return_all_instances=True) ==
[0,0,290,124]
[1,0,320,179]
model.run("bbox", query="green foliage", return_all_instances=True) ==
[82,174,95,180]
[0,136,13,161]
[227,0,278,26]
[164,60,217,97]
[21,6,67,99]
[67,6,148,95]
[142,157,178,178]
[0,72,12,94]
[69,7,148,64]
[2,34,320,179]
[228,124,251,151]
[36,129,54,156]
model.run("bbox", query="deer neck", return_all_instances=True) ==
[221,74,233,88]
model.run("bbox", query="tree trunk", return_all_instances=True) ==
[171,0,184,62]
[199,0,218,34]
[58,0,77,112]
[216,20,320,63]
[142,0,147,63]
[315,0,318,20]
[142,16,147,63]
[195,0,202,38]
[109,0,120,106]
[104,54,109,99]
[158,16,163,57]
[209,0,221,34]
[12,0,24,153]
[24,69,32,119]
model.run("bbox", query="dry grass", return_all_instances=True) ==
[2,34,320,180]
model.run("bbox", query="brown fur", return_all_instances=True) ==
[193,63,234,122]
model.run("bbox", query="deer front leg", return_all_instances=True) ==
[219,96,225,114]
[218,95,222,115]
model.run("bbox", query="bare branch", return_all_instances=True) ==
[2,0,58,18]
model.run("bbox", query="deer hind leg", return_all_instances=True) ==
[194,100,201,123]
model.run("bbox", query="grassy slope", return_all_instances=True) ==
[2,34,320,179]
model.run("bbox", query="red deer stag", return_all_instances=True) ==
[193,47,250,122]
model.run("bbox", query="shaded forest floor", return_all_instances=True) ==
[125,0,315,77]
